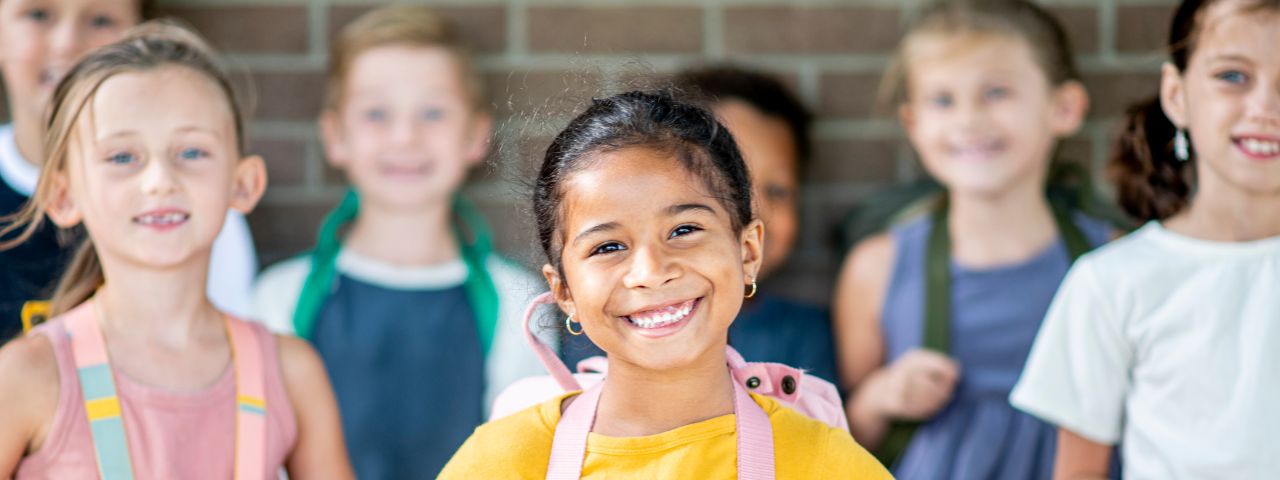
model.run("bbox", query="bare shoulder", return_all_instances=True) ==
[839,232,897,290]
[274,334,325,388]
[0,334,60,452]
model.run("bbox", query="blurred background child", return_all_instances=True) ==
[251,6,546,478]
[832,1,1109,477]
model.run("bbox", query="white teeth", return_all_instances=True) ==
[1241,138,1280,156]
[135,212,188,225]
[626,301,695,329]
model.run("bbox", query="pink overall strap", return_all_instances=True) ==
[546,379,775,480]
[525,292,581,392]
[226,318,267,480]
[545,382,604,480]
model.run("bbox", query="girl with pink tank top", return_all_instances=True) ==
[0,23,353,479]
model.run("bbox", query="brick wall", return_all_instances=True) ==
[2,0,1180,305]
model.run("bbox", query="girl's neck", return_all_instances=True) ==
[344,199,461,266]
[1167,179,1280,242]
[947,180,1057,268]
[95,253,221,350]
[12,113,44,169]
[592,345,736,437]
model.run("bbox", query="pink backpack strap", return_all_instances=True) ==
[525,293,581,392]
[226,318,267,480]
[547,379,775,480]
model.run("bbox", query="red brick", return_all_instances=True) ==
[724,7,900,54]
[810,138,902,184]
[528,7,703,53]
[158,6,309,54]
[1083,71,1162,117]
[1116,6,1175,54]
[329,6,507,54]
[1049,6,1099,55]
[819,73,890,119]
[250,138,309,188]
[235,71,326,121]
[485,70,603,119]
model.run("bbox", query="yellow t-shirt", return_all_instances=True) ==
[440,392,892,479]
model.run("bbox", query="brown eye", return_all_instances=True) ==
[669,225,701,238]
[591,242,626,256]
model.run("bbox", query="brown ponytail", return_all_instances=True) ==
[50,241,104,316]
[1107,0,1280,221]
[1108,98,1193,221]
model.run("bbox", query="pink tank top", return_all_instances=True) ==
[15,316,298,479]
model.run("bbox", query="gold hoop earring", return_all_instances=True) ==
[745,281,757,299]
[565,314,583,336]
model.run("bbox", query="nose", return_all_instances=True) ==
[621,244,680,290]
[49,17,91,62]
[1250,82,1280,128]
[390,115,416,146]
[140,156,181,196]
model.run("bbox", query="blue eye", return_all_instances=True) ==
[590,242,626,256]
[984,86,1010,100]
[179,148,209,161]
[1216,70,1247,85]
[89,15,116,29]
[421,108,444,121]
[929,93,953,108]
[107,151,134,165]
[364,109,388,122]
[669,225,701,238]
[25,8,50,23]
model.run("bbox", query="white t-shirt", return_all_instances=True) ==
[0,124,258,317]
[1011,221,1280,479]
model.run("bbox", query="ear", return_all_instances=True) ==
[228,155,267,215]
[318,110,350,169]
[1049,80,1090,136]
[44,172,83,228]
[739,219,765,284]
[898,103,916,137]
[542,263,576,317]
[462,111,493,168]
[1159,62,1188,129]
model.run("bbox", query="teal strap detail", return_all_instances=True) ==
[293,189,502,353]
[293,189,359,339]
[89,417,135,480]
[78,364,117,400]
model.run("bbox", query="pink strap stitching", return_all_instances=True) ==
[525,293,581,392]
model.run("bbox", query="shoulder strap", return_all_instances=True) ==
[226,318,267,480]
[293,189,358,339]
[876,196,1096,468]
[453,194,501,354]
[547,379,775,480]
[66,301,136,480]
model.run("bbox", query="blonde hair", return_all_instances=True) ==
[0,20,246,316]
[325,5,485,112]
[880,0,1081,109]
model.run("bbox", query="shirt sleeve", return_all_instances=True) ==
[820,428,894,479]
[208,210,257,318]
[1010,258,1133,445]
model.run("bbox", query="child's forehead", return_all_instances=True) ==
[1193,5,1280,61]
[343,44,465,88]
[83,66,235,139]
[561,148,725,219]
[906,31,1035,70]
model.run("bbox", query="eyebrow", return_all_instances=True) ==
[571,221,620,246]
[666,203,717,217]
[1202,53,1255,65]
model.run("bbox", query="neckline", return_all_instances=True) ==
[1142,221,1280,256]
[336,248,468,290]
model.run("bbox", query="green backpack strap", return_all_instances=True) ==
[291,189,502,354]
[453,194,501,354]
[293,189,359,339]
[873,196,1094,468]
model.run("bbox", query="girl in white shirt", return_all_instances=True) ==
[1010,0,1280,479]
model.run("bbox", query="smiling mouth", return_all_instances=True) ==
[133,212,189,227]
[623,298,700,329]
[1235,137,1280,159]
